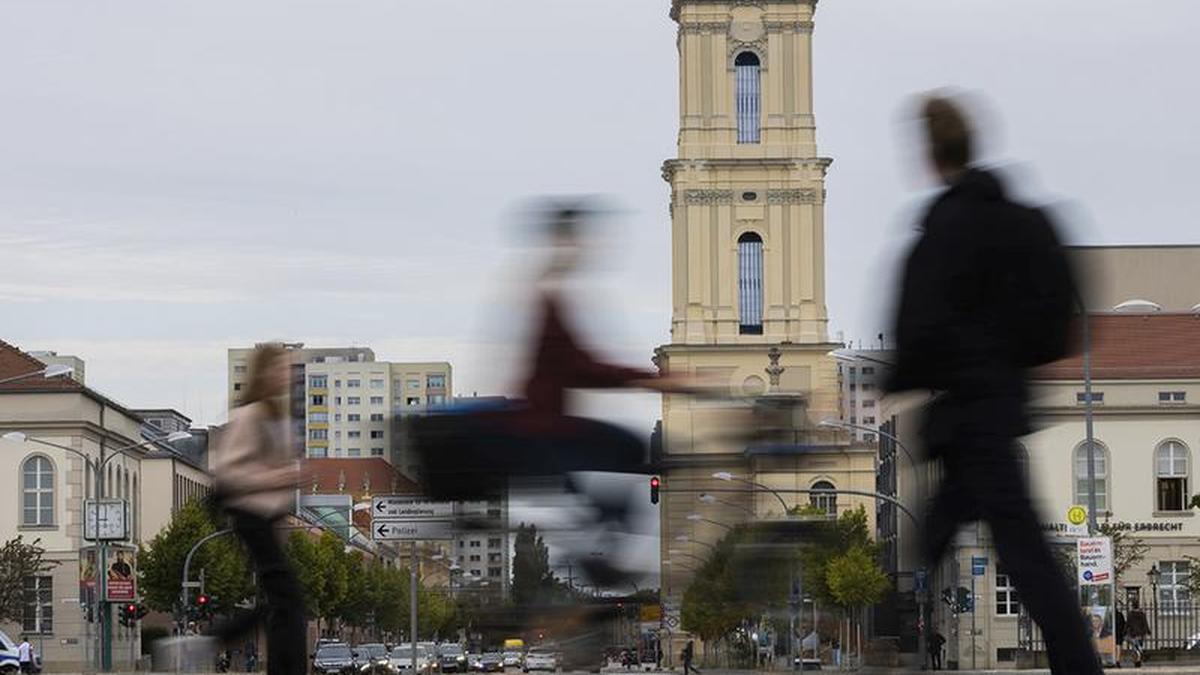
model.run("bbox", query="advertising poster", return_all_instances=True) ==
[79,547,98,606]
[1077,537,1116,666]
[106,547,137,602]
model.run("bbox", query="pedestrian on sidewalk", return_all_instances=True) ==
[886,93,1100,675]
[17,635,32,674]
[1126,600,1150,667]
[928,631,945,671]
[681,641,699,675]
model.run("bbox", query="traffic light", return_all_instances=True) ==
[193,593,213,621]
[649,476,660,505]
[119,603,138,627]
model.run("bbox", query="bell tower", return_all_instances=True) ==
[667,0,830,345]
[656,2,872,653]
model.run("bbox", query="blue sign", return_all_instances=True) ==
[971,556,988,576]
[915,568,928,592]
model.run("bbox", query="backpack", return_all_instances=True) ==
[996,203,1080,367]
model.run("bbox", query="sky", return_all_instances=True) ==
[3,0,1199,430]
[3,2,1199,577]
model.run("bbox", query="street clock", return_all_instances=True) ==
[84,499,129,541]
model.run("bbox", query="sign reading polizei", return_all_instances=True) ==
[372,496,455,520]
[1077,536,1114,586]
[373,520,454,541]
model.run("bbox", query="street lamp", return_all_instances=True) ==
[686,513,733,531]
[711,472,790,513]
[698,492,754,515]
[673,534,715,551]
[0,363,74,385]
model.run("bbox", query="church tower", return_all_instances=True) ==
[656,0,876,647]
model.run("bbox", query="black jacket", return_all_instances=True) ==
[887,168,1031,402]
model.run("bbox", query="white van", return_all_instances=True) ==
[0,630,42,673]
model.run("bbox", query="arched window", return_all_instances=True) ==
[21,456,54,526]
[1157,441,1190,512]
[738,232,764,334]
[735,51,761,144]
[810,480,837,516]
[1073,441,1109,512]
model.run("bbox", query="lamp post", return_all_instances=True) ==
[711,472,790,514]
[686,513,733,531]
[1148,564,1161,636]
[4,428,188,672]
[698,493,754,516]
[0,363,74,385]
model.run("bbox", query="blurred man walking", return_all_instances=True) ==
[886,94,1099,674]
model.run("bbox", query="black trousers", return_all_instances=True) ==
[211,510,306,675]
[928,649,941,670]
[924,397,1101,675]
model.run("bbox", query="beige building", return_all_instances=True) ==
[303,360,450,479]
[0,341,211,672]
[1071,244,1200,312]
[656,0,866,650]
[881,311,1200,669]
[228,344,449,478]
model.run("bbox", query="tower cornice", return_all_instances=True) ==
[669,0,819,23]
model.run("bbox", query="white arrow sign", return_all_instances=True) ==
[372,496,456,520]
[373,520,454,541]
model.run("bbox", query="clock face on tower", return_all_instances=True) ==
[730,19,765,43]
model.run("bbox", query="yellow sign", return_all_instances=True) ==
[1067,506,1088,526]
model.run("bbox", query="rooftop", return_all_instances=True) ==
[1035,313,1200,381]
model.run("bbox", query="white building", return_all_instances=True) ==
[0,341,211,672]
[882,311,1200,669]
[835,349,892,443]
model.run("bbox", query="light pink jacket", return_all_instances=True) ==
[213,401,298,518]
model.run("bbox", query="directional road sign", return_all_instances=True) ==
[372,496,455,520]
[373,520,454,541]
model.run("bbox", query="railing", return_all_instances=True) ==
[1020,603,1200,653]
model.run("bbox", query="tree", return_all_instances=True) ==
[0,536,58,624]
[138,500,251,613]
[826,545,889,665]
[287,530,349,633]
[512,524,560,605]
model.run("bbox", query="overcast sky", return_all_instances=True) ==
[3,0,1198,430]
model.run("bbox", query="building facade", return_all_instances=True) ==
[0,341,212,672]
[303,360,450,478]
[656,0,866,657]
[880,312,1200,669]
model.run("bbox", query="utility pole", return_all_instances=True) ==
[411,542,419,675]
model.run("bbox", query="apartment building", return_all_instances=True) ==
[836,349,892,443]
[302,361,451,473]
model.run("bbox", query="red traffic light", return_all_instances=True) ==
[650,477,660,488]
[126,604,137,613]
[197,594,209,605]
[650,476,661,505]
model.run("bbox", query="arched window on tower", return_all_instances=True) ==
[735,52,761,144]
[738,232,764,334]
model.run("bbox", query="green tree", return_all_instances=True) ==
[138,500,251,613]
[0,536,58,623]
[512,524,559,605]
[287,530,349,633]
[825,545,889,609]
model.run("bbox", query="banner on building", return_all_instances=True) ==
[1077,537,1113,586]
[106,547,137,602]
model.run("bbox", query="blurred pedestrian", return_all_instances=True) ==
[682,640,701,675]
[17,635,32,674]
[928,631,944,670]
[156,343,307,675]
[1126,600,1150,667]
[887,94,1097,675]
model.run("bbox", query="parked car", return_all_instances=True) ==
[312,643,356,675]
[438,643,468,672]
[355,643,390,672]
[522,651,557,673]
[502,651,524,669]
